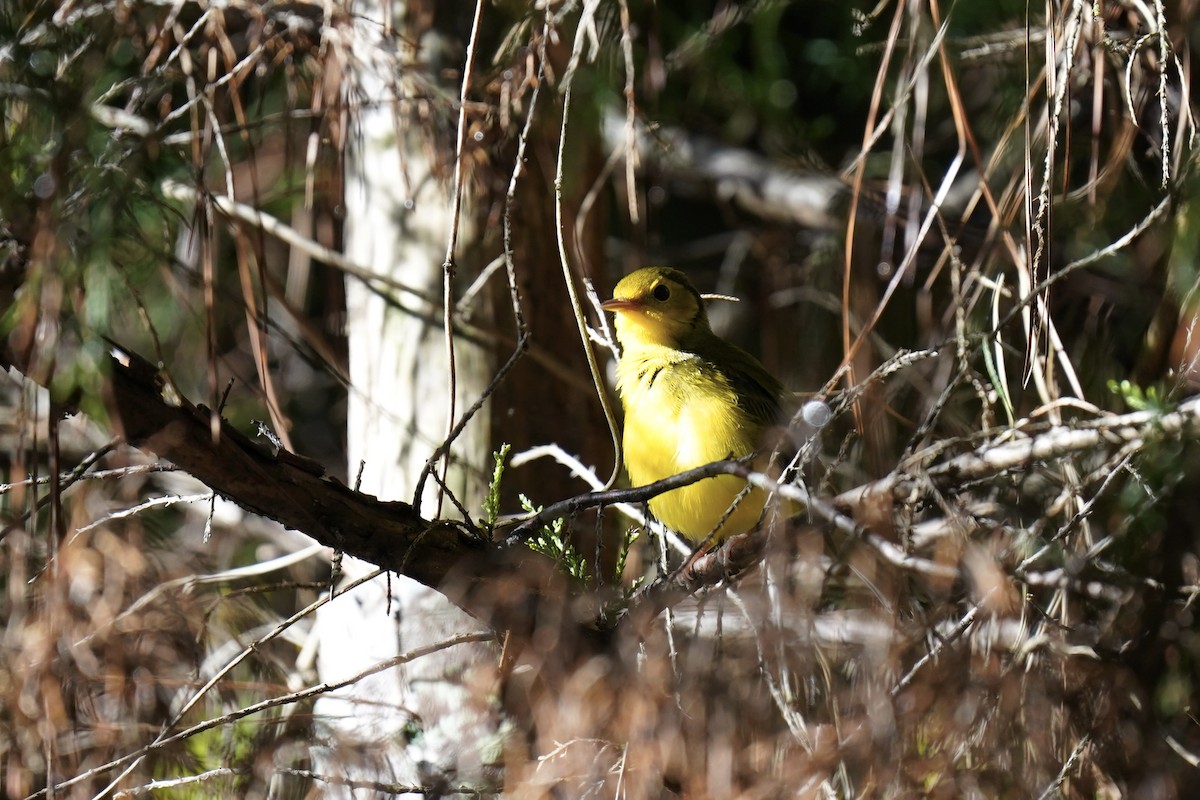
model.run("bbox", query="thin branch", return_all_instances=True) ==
[161,179,440,308]
[504,455,956,581]
[1035,733,1092,800]
[501,457,751,546]
[112,768,248,799]
[554,0,624,490]
[0,462,175,494]
[69,492,211,541]
[890,597,987,696]
[432,0,487,516]
[996,193,1172,334]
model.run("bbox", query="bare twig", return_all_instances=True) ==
[112,768,249,799]
[161,179,439,307]
[554,0,625,490]
[432,0,488,516]
[1035,733,1092,800]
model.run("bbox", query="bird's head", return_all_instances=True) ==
[601,267,711,350]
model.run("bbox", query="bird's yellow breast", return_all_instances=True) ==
[616,345,768,542]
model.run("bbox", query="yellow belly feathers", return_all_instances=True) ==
[617,349,767,541]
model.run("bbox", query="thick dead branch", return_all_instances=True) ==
[0,340,572,630]
[99,343,487,589]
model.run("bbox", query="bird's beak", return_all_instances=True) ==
[601,298,640,312]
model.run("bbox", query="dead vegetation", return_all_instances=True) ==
[3,0,1200,797]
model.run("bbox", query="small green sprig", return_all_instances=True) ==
[521,493,590,586]
[1108,379,1168,413]
[612,523,641,591]
[482,443,511,534]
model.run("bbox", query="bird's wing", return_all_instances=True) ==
[709,340,784,430]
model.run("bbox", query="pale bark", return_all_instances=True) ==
[310,3,501,794]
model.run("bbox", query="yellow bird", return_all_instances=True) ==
[601,267,785,544]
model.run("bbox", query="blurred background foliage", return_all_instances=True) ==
[2,0,1200,797]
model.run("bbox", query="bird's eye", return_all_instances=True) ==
[652,284,671,302]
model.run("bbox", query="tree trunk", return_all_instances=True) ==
[311,2,501,794]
